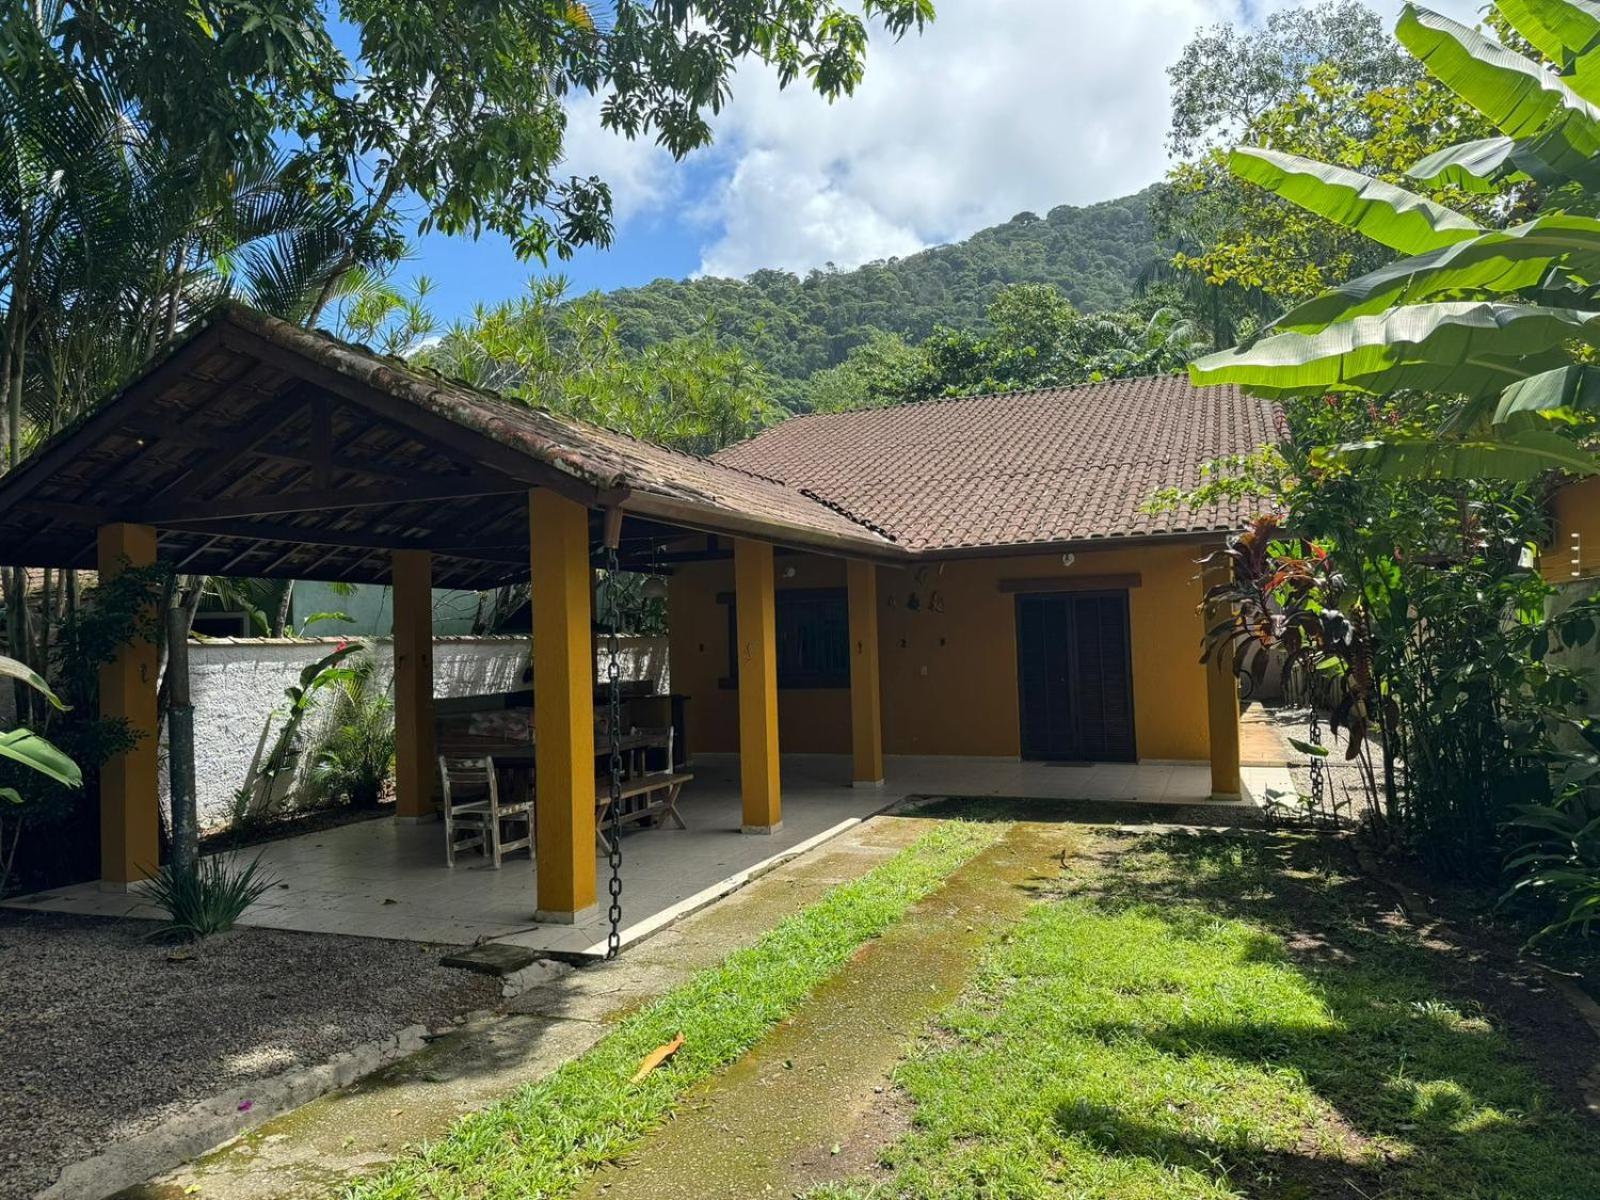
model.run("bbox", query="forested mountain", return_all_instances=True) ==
[597,187,1160,403]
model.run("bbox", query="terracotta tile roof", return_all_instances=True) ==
[713,377,1280,552]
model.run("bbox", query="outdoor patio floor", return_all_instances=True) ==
[6,753,1276,957]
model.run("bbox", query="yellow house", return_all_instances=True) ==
[0,304,1273,928]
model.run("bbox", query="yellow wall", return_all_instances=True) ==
[1543,477,1600,582]
[668,539,1216,762]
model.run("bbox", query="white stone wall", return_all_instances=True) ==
[160,635,668,828]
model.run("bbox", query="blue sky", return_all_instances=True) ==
[374,0,1476,324]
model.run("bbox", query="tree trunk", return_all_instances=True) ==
[271,581,294,638]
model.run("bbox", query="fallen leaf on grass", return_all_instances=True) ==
[630,1033,685,1083]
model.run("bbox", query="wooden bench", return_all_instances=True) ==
[593,725,691,852]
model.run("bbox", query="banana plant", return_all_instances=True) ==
[1190,1,1600,480]
[0,654,80,803]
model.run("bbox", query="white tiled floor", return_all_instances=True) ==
[6,754,1263,957]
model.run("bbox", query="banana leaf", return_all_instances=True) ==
[1399,4,1600,139]
[0,728,82,789]
[1189,301,1600,397]
[1496,0,1600,104]
[1275,214,1600,332]
[1228,146,1481,255]
[1408,136,1525,192]
[1447,362,1600,431]
[0,653,66,710]
[1330,419,1600,480]
[1497,0,1600,64]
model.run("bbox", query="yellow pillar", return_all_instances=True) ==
[531,489,597,921]
[98,523,159,886]
[735,539,781,832]
[392,550,436,822]
[847,559,884,785]
[1204,561,1242,799]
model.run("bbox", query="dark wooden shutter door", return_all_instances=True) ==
[1016,590,1135,762]
[1068,593,1135,761]
[1017,594,1074,759]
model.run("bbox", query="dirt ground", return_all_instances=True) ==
[0,911,498,1200]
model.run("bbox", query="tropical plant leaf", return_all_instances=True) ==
[1189,302,1600,397]
[1330,420,1600,480]
[0,728,82,788]
[1407,135,1524,192]
[1497,0,1600,65]
[1399,4,1600,187]
[0,654,67,710]
[1447,363,1600,431]
[1497,0,1600,104]
[1227,146,1481,256]
[1400,4,1600,137]
[1274,213,1600,333]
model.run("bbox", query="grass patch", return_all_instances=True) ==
[813,831,1600,1200]
[347,817,1006,1200]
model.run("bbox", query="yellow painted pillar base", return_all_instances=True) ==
[392,550,437,823]
[98,523,159,886]
[847,560,884,786]
[531,489,598,921]
[735,539,781,833]
[1204,563,1242,799]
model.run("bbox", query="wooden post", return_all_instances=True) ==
[97,523,159,887]
[531,488,597,922]
[166,607,198,876]
[735,539,781,832]
[847,559,884,786]
[392,549,436,822]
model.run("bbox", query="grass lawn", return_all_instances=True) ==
[810,829,1600,1200]
[345,817,1007,1200]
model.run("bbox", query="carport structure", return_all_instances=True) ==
[0,303,905,924]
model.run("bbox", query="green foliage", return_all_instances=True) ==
[595,193,1162,409]
[1173,385,1592,879]
[144,853,278,941]
[799,284,1205,412]
[1158,2,1511,326]
[0,565,165,894]
[306,647,395,811]
[237,642,362,828]
[423,279,780,454]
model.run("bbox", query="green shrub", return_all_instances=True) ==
[146,853,276,940]
[306,646,395,810]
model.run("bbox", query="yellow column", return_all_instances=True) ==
[1204,560,1242,799]
[847,559,884,785]
[98,523,159,886]
[392,550,436,822]
[735,539,781,832]
[531,489,597,921]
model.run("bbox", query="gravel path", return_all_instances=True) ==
[0,911,500,1200]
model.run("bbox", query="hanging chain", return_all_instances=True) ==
[604,544,625,960]
[1306,704,1328,826]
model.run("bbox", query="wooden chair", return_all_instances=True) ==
[438,754,532,868]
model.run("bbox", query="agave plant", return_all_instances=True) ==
[1189,1,1600,478]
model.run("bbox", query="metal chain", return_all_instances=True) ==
[1306,705,1328,826]
[604,545,625,960]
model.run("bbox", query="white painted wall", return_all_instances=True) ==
[160,635,669,828]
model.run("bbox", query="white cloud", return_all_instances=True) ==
[558,92,680,225]
[552,0,1488,279]
[685,0,1484,279]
